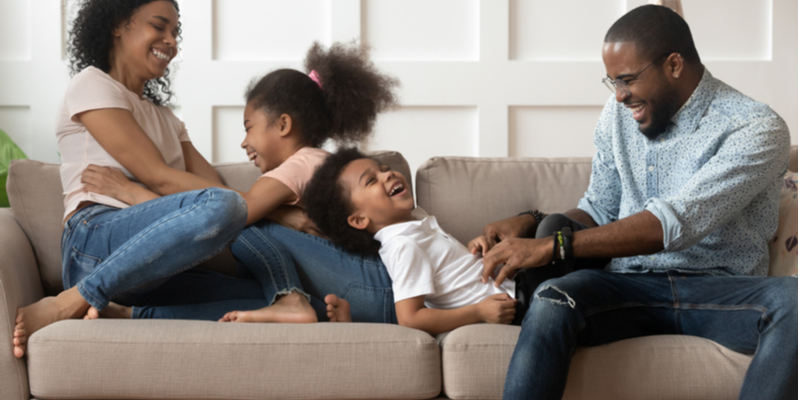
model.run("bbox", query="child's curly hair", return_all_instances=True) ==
[246,42,399,148]
[303,148,381,256]
[67,0,181,107]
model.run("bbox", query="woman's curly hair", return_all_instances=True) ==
[246,41,399,148]
[303,148,381,256]
[67,0,181,107]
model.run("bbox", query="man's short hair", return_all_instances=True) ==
[605,5,701,64]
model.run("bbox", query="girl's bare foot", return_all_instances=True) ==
[219,292,317,323]
[325,294,351,322]
[84,302,132,320]
[13,287,90,358]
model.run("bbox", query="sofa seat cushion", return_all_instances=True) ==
[440,324,751,400]
[28,320,441,400]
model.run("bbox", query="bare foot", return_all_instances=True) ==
[219,292,317,323]
[325,294,351,322]
[14,287,90,358]
[84,302,132,320]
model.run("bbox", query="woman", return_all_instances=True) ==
[12,0,266,358]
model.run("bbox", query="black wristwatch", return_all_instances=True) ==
[517,210,545,225]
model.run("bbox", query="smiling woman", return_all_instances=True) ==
[68,0,181,106]
[11,0,258,359]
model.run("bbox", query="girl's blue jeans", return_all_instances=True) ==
[130,221,397,323]
[61,188,250,311]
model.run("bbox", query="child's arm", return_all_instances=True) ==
[395,293,517,336]
[81,165,295,226]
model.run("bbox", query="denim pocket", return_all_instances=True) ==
[62,247,103,290]
[341,283,396,323]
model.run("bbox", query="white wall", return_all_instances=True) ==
[0,0,796,176]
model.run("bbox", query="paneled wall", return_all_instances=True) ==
[0,0,796,175]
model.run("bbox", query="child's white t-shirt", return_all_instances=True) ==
[375,213,515,309]
[56,66,190,221]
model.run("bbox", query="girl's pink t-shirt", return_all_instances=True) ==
[261,147,330,207]
[56,66,190,221]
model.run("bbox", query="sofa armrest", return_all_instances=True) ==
[0,208,45,400]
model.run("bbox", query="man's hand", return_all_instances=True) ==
[480,214,538,244]
[481,237,553,286]
[468,235,496,256]
[476,293,517,324]
[266,206,324,237]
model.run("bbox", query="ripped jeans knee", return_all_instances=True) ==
[535,284,576,309]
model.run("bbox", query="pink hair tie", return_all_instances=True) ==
[308,70,323,89]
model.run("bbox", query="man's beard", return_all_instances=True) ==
[639,81,680,140]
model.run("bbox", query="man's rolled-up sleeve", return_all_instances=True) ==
[650,112,789,252]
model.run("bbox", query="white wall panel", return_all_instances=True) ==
[0,107,31,156]
[363,0,479,61]
[510,0,626,61]
[212,0,332,61]
[629,0,772,61]
[509,106,602,158]
[684,0,772,61]
[0,1,31,60]
[365,107,478,176]
[0,0,795,167]
[212,106,248,163]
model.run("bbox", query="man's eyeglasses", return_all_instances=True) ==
[602,53,673,97]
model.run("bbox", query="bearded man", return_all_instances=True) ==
[477,5,797,400]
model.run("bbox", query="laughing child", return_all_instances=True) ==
[303,148,568,334]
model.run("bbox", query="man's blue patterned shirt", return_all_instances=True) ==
[578,69,790,276]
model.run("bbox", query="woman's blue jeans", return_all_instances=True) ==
[61,188,251,311]
[503,269,798,400]
[134,221,397,323]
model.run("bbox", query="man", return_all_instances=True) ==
[478,5,797,400]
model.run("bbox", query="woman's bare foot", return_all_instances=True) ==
[219,292,317,323]
[84,302,132,320]
[325,294,351,322]
[13,287,90,358]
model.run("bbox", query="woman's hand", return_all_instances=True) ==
[81,164,159,205]
[266,206,324,237]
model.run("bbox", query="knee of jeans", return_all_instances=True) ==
[533,279,577,309]
[196,189,247,239]
[535,213,571,238]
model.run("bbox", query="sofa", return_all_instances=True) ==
[2,147,796,400]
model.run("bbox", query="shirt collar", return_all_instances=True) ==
[670,68,716,134]
[374,215,439,243]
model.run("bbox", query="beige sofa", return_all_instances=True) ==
[2,148,796,400]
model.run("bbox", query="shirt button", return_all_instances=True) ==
[660,138,665,142]
[650,256,656,260]
[648,166,655,172]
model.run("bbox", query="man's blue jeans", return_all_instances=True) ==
[133,222,397,323]
[61,188,250,311]
[503,269,798,400]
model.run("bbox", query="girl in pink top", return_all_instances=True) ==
[13,0,397,359]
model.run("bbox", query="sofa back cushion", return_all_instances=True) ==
[7,151,411,295]
[415,145,798,247]
[415,156,593,246]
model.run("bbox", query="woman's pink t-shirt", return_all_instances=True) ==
[261,147,329,207]
[56,67,190,221]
